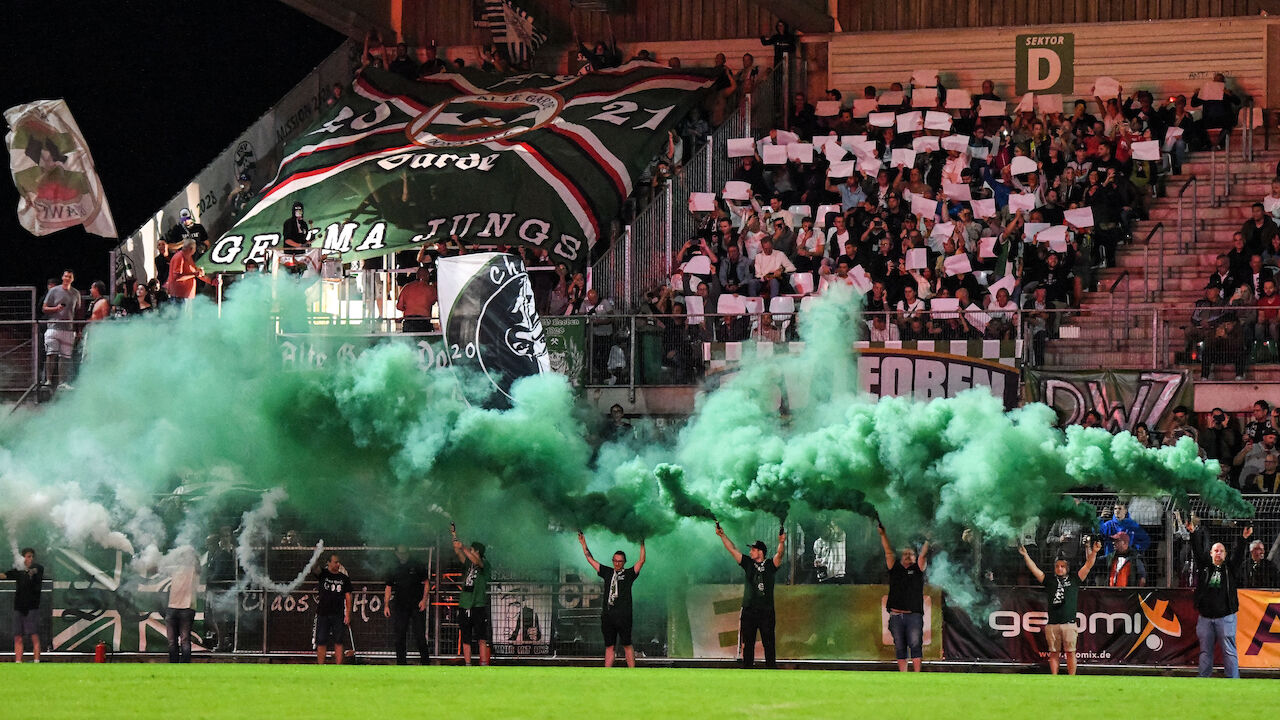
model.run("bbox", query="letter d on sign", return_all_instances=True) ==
[1027,49,1060,91]
[1015,33,1074,94]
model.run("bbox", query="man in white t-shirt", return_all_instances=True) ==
[163,546,200,663]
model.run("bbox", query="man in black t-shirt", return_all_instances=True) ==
[578,531,647,667]
[1018,540,1100,675]
[877,522,930,671]
[382,545,430,665]
[1,548,45,663]
[717,523,785,668]
[1185,517,1249,678]
[312,553,352,664]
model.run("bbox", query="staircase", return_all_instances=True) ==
[1046,131,1280,381]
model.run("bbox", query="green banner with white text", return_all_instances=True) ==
[202,65,716,272]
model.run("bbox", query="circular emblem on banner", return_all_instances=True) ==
[444,255,550,405]
[406,91,562,148]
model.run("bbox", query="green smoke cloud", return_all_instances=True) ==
[0,275,1248,616]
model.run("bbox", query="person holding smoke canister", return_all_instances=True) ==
[577,531,646,667]
[1185,516,1249,678]
[312,553,352,665]
[1018,540,1100,675]
[716,522,785,669]
[1,548,45,663]
[877,521,930,671]
[452,524,491,666]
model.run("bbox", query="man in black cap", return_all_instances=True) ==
[716,523,785,668]
[165,208,209,256]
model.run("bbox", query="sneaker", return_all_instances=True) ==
[57,382,74,391]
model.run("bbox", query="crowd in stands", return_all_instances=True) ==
[1187,194,1280,379]
[659,68,1248,368]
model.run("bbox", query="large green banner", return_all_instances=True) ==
[202,65,716,272]
[672,584,943,661]
[1022,369,1194,431]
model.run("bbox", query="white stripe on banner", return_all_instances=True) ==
[273,123,408,184]
[485,140,595,242]
[239,143,416,225]
[549,119,632,197]
[562,77,712,109]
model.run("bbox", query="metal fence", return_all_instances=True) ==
[0,287,37,392]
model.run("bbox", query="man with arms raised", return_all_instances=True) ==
[717,522,785,668]
[1018,539,1101,675]
[577,531,646,667]
[878,521,930,671]
[1185,516,1249,677]
[312,553,352,664]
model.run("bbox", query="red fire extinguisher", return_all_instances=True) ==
[94,642,108,663]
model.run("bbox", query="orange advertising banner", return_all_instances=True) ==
[1236,589,1280,669]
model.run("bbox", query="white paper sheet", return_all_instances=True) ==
[943,253,972,276]
[1093,76,1121,98]
[925,110,952,131]
[945,89,972,110]
[1008,193,1038,212]
[912,135,941,153]
[786,143,814,163]
[868,112,895,128]
[1063,207,1095,228]
[727,138,755,158]
[978,99,1007,117]
[815,100,840,117]
[852,98,879,117]
[1010,155,1038,175]
[892,148,917,167]
[688,192,716,212]
[906,247,928,270]
[723,181,753,201]
[971,198,997,218]
[942,182,971,201]
[878,90,905,106]
[1131,140,1161,161]
[827,160,856,178]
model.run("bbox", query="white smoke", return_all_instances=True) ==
[234,488,323,594]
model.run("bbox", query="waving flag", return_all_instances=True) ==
[5,99,117,238]
[484,0,547,65]
[202,65,716,272]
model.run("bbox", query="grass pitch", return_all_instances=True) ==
[10,664,1272,719]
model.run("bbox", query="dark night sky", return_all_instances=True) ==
[0,0,343,289]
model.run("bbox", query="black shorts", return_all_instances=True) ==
[458,606,490,647]
[601,612,633,648]
[315,614,346,647]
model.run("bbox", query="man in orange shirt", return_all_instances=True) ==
[396,266,437,332]
[166,240,215,302]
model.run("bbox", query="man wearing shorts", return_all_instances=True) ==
[453,525,490,666]
[878,521,930,671]
[1018,540,1100,675]
[41,269,81,389]
[577,531,646,667]
[312,554,352,664]
[1,548,45,663]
